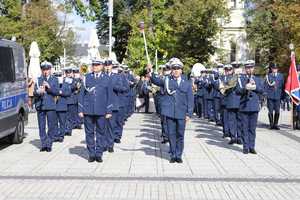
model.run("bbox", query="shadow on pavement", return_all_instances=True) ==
[120,117,170,161]
[29,139,41,149]
[69,146,89,160]
[0,137,11,151]
[195,124,243,153]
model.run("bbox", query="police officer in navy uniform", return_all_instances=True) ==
[204,71,215,121]
[78,59,113,162]
[150,58,194,163]
[55,67,72,142]
[212,65,223,126]
[73,67,83,129]
[237,60,263,154]
[122,65,133,119]
[264,63,285,130]
[114,65,130,143]
[154,63,171,144]
[104,59,127,152]
[232,61,243,142]
[223,64,242,145]
[64,68,77,136]
[34,61,59,152]
[194,71,206,118]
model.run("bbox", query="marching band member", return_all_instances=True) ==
[78,59,113,163]
[237,60,263,154]
[264,63,285,130]
[149,58,193,163]
[34,61,59,152]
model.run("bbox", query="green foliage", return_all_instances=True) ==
[126,0,229,74]
[246,0,300,73]
[0,0,68,63]
[71,0,229,75]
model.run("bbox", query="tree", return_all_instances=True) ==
[245,0,300,72]
[70,0,229,74]
[0,0,72,63]
[126,0,229,73]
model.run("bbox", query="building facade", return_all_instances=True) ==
[212,0,252,64]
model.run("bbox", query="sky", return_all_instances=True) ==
[52,0,96,44]
[63,13,96,43]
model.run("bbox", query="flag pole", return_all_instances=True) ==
[289,43,295,130]
[138,21,151,65]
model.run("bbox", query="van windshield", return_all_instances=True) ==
[0,46,15,83]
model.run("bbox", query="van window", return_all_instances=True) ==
[0,47,15,83]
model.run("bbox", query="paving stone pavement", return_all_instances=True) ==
[0,107,300,199]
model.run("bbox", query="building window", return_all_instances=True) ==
[230,42,236,62]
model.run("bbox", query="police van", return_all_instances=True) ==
[0,39,28,144]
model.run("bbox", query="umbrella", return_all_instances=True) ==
[88,29,101,61]
[28,41,41,82]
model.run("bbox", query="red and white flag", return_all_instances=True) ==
[285,53,300,105]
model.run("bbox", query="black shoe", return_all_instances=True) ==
[169,158,176,163]
[161,139,169,144]
[273,113,280,130]
[65,132,72,136]
[95,157,103,163]
[249,149,257,154]
[88,157,96,162]
[228,139,236,145]
[176,158,183,163]
[75,125,82,129]
[268,113,274,129]
[46,147,52,152]
[108,147,114,153]
[54,138,64,143]
[216,122,222,126]
[236,139,242,145]
[114,139,121,143]
[40,147,47,152]
[243,149,249,154]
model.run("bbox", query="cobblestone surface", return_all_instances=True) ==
[0,108,300,199]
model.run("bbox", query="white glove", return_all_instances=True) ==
[246,83,256,91]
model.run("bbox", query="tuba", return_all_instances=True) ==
[219,74,238,95]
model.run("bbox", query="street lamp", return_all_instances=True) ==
[108,0,113,59]
[138,21,151,65]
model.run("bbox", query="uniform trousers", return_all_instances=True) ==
[240,112,258,150]
[267,99,281,114]
[84,115,106,158]
[105,111,118,148]
[197,96,203,118]
[161,115,168,140]
[213,98,221,124]
[66,104,77,133]
[166,117,186,159]
[56,111,67,139]
[115,106,125,140]
[222,108,230,136]
[37,110,57,148]
[227,108,241,140]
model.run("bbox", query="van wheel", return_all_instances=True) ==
[10,114,24,144]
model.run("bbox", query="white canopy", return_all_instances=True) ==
[88,29,101,60]
[28,41,41,81]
